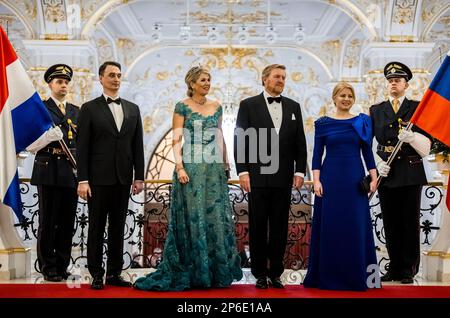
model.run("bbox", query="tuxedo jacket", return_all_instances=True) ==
[76,96,144,186]
[31,98,79,188]
[234,93,307,188]
[370,98,431,188]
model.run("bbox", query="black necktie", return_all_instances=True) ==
[267,96,282,104]
[107,97,121,105]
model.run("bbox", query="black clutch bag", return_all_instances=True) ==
[360,175,371,193]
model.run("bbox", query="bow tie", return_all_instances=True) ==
[267,96,282,104]
[107,97,121,105]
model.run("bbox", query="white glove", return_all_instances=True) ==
[378,161,391,178]
[398,130,415,144]
[410,132,431,158]
[26,126,63,154]
[46,126,63,142]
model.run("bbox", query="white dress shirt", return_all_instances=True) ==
[388,95,406,111]
[104,94,124,131]
[263,90,283,134]
[50,96,66,114]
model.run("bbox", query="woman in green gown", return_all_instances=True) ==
[134,66,242,291]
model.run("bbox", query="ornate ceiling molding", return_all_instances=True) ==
[326,0,378,40]
[124,44,333,80]
[80,0,378,41]
[1,0,35,38]
[81,0,129,39]
[420,3,450,41]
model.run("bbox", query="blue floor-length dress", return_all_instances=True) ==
[134,102,243,291]
[303,114,378,291]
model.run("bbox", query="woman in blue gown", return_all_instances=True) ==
[134,66,242,291]
[303,82,379,291]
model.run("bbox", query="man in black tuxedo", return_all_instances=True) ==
[29,64,78,282]
[77,61,144,290]
[370,62,431,284]
[234,64,307,289]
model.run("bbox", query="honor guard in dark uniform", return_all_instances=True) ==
[369,62,432,284]
[29,64,79,282]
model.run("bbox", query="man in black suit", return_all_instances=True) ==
[29,64,78,282]
[234,64,307,289]
[76,61,144,290]
[370,62,431,284]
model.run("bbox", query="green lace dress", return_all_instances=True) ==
[134,102,243,291]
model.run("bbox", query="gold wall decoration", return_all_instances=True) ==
[421,0,447,23]
[304,117,315,134]
[143,115,153,134]
[392,0,417,25]
[80,0,103,20]
[343,39,362,69]
[97,38,114,61]
[408,73,430,101]
[156,71,169,81]
[200,48,257,70]
[195,0,263,8]
[28,68,49,100]
[389,35,414,42]
[44,34,69,40]
[117,37,134,49]
[307,67,319,87]
[364,74,388,105]
[189,10,276,24]
[0,15,15,29]
[67,69,94,106]
[291,72,303,83]
[117,37,149,67]
[427,15,450,40]
[313,40,341,70]
[201,48,229,70]
[24,1,37,20]
[42,0,66,24]
[231,48,257,69]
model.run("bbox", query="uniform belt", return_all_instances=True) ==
[43,147,66,155]
[377,145,395,153]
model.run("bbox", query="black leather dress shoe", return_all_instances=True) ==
[380,272,399,282]
[105,275,132,287]
[91,277,104,290]
[43,272,63,282]
[269,277,284,289]
[401,277,414,284]
[255,277,268,289]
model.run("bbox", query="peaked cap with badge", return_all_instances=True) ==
[44,64,73,83]
[384,61,413,82]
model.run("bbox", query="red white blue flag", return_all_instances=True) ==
[410,51,450,211]
[0,26,52,220]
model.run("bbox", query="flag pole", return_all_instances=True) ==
[52,124,77,169]
[369,122,413,202]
